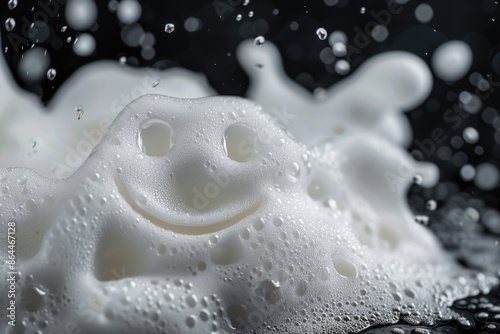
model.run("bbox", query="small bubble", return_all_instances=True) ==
[46,68,57,81]
[164,23,175,33]
[360,7,366,14]
[60,26,67,32]
[5,18,16,31]
[254,36,265,46]
[248,11,254,17]
[236,14,242,21]
[316,27,327,40]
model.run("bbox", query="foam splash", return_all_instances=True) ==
[0,41,497,334]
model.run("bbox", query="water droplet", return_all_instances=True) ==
[248,11,254,17]
[8,0,18,10]
[316,27,327,40]
[415,215,429,226]
[254,36,265,46]
[286,162,301,182]
[60,25,67,32]
[46,68,56,81]
[236,14,242,21]
[426,200,437,211]
[76,105,83,120]
[413,174,423,185]
[5,18,16,31]
[164,23,175,33]
[360,7,366,14]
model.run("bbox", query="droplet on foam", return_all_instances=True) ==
[254,36,265,46]
[332,257,358,278]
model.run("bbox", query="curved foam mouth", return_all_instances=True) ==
[115,176,263,235]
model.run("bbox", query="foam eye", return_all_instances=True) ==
[138,119,175,156]
[222,123,258,162]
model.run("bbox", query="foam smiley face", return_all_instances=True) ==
[107,95,307,234]
[0,95,495,334]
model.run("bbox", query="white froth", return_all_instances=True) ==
[0,48,215,178]
[431,40,473,82]
[237,39,432,147]
[0,38,497,334]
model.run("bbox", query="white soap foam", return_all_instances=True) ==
[0,41,215,178]
[0,40,497,334]
[237,40,432,147]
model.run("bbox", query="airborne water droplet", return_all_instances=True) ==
[164,23,175,33]
[316,27,327,40]
[8,0,18,10]
[426,200,437,211]
[5,18,16,31]
[415,215,429,226]
[76,105,84,120]
[47,68,57,81]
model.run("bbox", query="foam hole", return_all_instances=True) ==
[138,119,174,156]
[223,124,258,162]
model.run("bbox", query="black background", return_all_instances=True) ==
[2,0,500,332]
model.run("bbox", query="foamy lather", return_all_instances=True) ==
[0,42,496,333]
[0,92,496,334]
